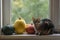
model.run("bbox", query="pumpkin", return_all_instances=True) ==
[13,18,26,34]
[25,24,35,34]
[1,25,15,35]
[25,24,31,28]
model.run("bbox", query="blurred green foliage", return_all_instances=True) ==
[11,0,49,24]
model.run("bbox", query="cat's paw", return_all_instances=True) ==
[35,33,39,35]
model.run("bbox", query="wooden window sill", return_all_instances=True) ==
[0,34,60,40]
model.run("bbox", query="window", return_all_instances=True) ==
[2,0,60,30]
[11,0,49,24]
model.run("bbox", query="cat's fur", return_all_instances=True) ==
[32,17,54,35]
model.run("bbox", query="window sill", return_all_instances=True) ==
[1,34,60,40]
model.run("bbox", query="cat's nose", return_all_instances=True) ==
[35,23,40,27]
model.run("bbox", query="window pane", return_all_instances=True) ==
[11,0,49,24]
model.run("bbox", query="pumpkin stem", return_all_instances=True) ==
[19,18,21,20]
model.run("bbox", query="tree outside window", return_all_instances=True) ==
[11,0,49,24]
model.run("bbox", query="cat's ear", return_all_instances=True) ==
[32,17,35,20]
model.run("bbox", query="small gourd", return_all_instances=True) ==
[14,18,26,34]
[1,25,15,35]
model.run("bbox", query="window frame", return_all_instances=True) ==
[59,0,60,25]
[2,0,60,30]
[50,0,59,30]
[0,0,1,35]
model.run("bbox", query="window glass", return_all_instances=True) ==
[11,0,49,24]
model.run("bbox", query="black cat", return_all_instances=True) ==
[32,17,54,35]
[39,19,54,35]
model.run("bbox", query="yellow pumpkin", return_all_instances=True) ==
[14,18,26,34]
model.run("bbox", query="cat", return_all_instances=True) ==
[32,17,54,35]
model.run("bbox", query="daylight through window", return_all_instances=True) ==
[11,0,49,24]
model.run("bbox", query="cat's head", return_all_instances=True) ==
[32,17,40,30]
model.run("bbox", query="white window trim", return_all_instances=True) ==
[2,0,60,30]
[50,0,60,30]
[2,0,10,26]
[0,0,1,35]
[58,0,60,30]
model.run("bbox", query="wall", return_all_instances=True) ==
[0,0,1,34]
[0,0,1,26]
